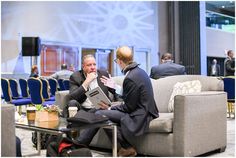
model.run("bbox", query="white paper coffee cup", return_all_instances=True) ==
[68,107,78,117]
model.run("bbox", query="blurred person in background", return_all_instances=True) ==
[209,59,220,76]
[224,50,235,76]
[29,65,39,78]
[150,53,186,79]
[50,64,73,80]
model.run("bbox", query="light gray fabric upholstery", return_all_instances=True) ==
[1,104,16,157]
[55,75,227,156]
[149,113,173,133]
[55,90,70,110]
[173,91,227,156]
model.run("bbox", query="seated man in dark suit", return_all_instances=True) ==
[64,54,119,117]
[150,53,186,79]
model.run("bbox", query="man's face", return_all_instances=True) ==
[35,68,39,74]
[229,52,234,58]
[82,57,97,74]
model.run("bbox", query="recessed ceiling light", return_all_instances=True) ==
[221,6,225,8]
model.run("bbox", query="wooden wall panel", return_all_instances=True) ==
[41,45,78,76]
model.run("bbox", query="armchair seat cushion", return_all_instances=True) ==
[148,113,173,133]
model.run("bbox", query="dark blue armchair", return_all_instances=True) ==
[48,78,58,96]
[27,77,55,106]
[19,78,30,98]
[1,78,31,114]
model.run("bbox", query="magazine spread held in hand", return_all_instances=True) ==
[85,87,111,109]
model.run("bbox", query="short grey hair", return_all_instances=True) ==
[82,54,95,64]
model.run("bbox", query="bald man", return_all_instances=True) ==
[79,46,159,156]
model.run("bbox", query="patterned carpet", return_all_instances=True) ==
[16,118,235,157]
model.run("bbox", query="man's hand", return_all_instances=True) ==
[98,101,110,110]
[86,72,97,83]
[82,72,97,90]
[100,75,116,89]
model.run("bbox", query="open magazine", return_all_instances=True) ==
[85,87,111,109]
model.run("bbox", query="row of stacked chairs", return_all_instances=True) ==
[1,78,70,110]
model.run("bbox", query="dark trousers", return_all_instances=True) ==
[16,136,22,157]
[77,109,132,149]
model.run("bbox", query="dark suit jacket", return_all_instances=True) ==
[150,61,186,79]
[111,63,159,137]
[69,69,116,104]
[225,59,235,76]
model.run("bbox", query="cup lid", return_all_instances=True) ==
[68,107,78,110]
[27,107,36,110]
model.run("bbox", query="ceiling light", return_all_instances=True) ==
[221,6,225,8]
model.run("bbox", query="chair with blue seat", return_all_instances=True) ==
[63,79,70,90]
[58,79,65,91]
[27,77,55,106]
[9,79,22,99]
[19,78,30,98]
[223,77,235,118]
[48,78,58,96]
[1,78,32,113]
[40,78,55,101]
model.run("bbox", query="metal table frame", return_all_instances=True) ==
[16,120,117,157]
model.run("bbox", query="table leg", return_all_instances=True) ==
[37,131,41,155]
[112,125,117,157]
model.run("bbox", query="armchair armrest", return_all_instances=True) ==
[1,104,16,156]
[55,90,70,110]
[173,91,227,156]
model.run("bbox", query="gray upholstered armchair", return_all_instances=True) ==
[55,75,227,156]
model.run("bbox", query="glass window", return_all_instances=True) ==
[206,11,235,33]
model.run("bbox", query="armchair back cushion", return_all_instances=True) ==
[153,75,223,112]
[168,80,202,112]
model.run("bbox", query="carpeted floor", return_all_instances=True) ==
[16,118,235,157]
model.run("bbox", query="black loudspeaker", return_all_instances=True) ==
[22,37,41,56]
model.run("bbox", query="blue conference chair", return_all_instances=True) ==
[27,77,55,106]
[9,79,22,99]
[40,78,55,101]
[223,77,235,118]
[58,79,65,91]
[48,78,58,96]
[19,78,30,98]
[63,79,70,90]
[1,78,32,113]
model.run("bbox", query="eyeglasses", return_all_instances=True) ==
[114,58,118,63]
